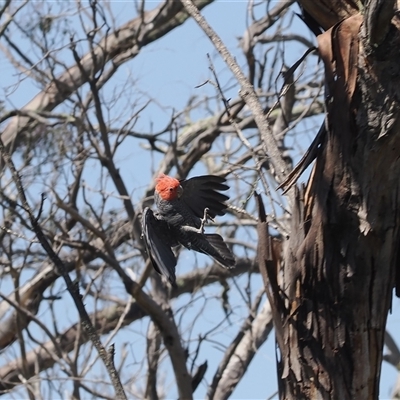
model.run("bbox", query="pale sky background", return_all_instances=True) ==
[0,1,399,399]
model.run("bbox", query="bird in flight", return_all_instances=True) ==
[142,174,235,284]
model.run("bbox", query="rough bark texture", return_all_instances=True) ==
[297,0,359,31]
[263,3,400,399]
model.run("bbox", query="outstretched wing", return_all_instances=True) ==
[142,208,177,285]
[180,175,229,219]
[204,234,236,268]
[185,232,236,269]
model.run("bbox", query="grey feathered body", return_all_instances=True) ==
[142,175,236,284]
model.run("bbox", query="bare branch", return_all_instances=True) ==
[384,330,400,367]
[0,138,127,400]
[145,322,161,400]
[212,301,273,400]
[181,0,291,185]
[1,0,215,157]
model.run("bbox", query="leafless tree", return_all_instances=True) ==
[0,1,399,399]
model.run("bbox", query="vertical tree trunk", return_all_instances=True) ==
[259,2,400,399]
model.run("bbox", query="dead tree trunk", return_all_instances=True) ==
[259,2,400,399]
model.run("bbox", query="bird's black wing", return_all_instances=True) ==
[186,232,236,269]
[142,208,177,285]
[180,175,229,219]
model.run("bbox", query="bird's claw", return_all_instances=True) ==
[199,207,210,234]
[179,208,211,235]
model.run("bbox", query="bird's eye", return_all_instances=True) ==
[169,187,174,192]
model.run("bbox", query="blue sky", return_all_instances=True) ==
[0,1,399,399]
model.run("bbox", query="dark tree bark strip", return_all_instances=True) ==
[364,0,396,47]
[297,0,360,31]
[272,9,400,399]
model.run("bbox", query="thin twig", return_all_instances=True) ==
[0,137,127,400]
[181,0,290,187]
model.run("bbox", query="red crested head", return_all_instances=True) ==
[155,174,182,201]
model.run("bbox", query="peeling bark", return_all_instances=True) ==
[297,0,360,31]
[261,4,400,399]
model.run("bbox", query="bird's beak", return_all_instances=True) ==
[177,185,183,198]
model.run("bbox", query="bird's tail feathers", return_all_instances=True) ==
[202,233,235,269]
